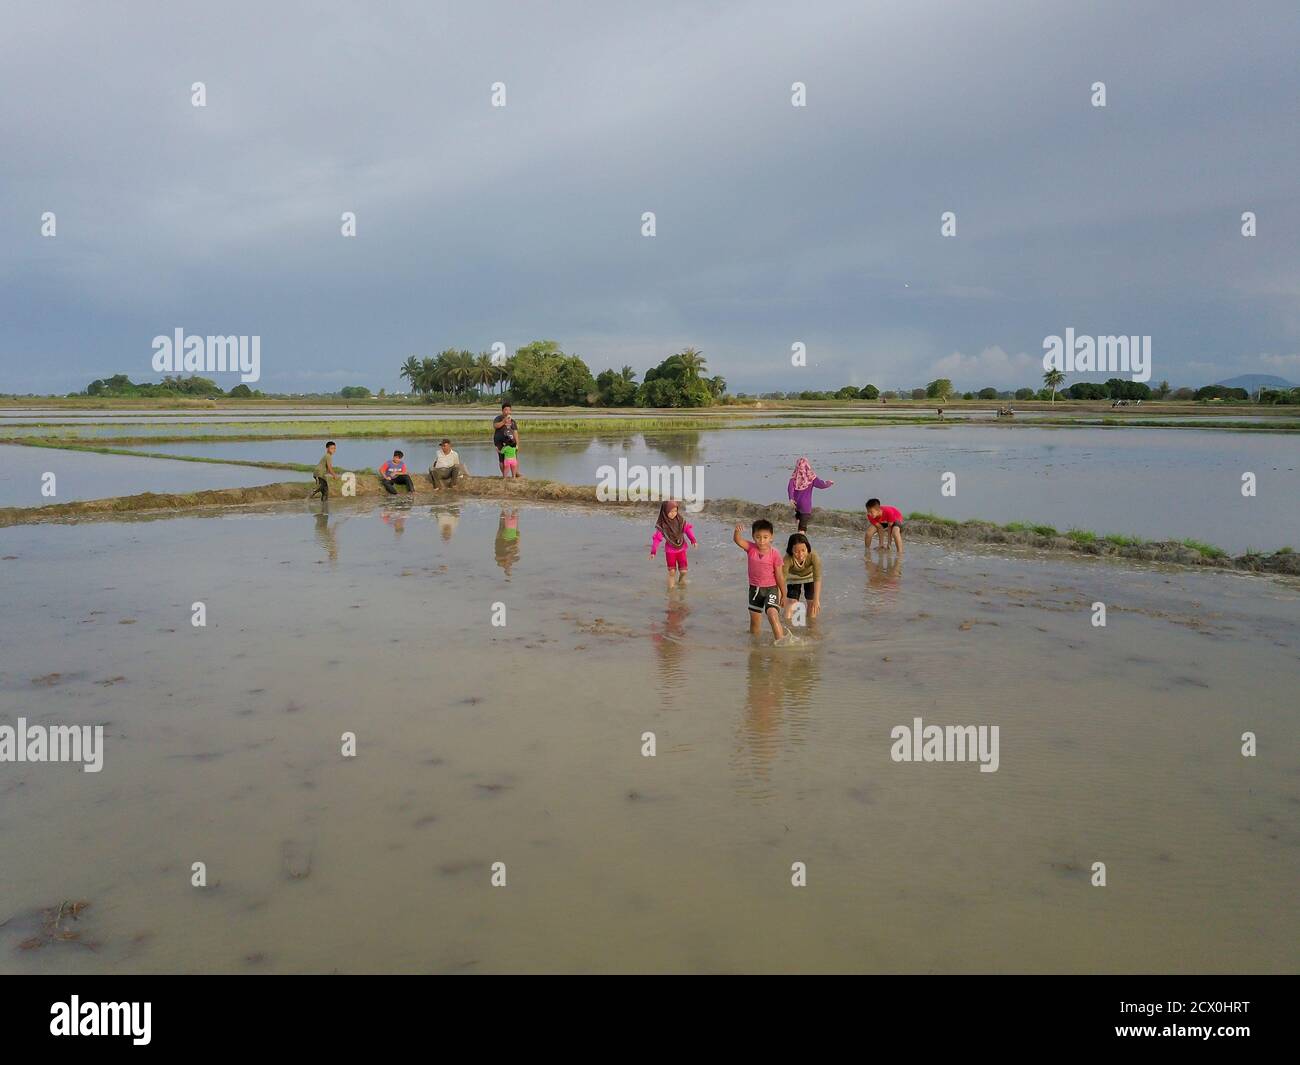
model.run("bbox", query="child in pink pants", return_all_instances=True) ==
[649,500,697,590]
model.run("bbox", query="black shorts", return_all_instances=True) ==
[748,585,780,613]
[873,521,903,533]
[786,581,816,601]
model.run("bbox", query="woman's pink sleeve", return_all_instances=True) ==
[650,528,663,554]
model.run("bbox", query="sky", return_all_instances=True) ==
[2,0,1298,395]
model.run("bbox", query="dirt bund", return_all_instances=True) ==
[1,472,1296,577]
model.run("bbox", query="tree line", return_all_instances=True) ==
[399,341,727,408]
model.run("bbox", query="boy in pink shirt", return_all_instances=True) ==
[865,498,905,552]
[733,518,787,640]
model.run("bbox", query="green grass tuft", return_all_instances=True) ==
[1066,529,1097,544]
[907,511,960,526]
[1180,538,1227,559]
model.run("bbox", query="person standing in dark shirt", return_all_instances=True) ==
[492,402,520,476]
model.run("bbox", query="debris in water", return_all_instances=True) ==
[4,900,96,952]
[281,840,314,880]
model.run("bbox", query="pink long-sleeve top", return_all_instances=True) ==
[651,524,697,555]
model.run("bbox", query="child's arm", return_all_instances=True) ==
[684,523,697,547]
[775,559,788,602]
[650,529,663,557]
[733,523,751,551]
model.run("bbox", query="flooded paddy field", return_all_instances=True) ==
[114,424,1299,550]
[0,444,295,509]
[1,502,1296,973]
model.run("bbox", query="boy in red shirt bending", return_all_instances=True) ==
[865,498,905,553]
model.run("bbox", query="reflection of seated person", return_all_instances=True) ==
[381,510,406,538]
[435,508,460,541]
[429,439,468,490]
[494,509,520,576]
[379,451,414,494]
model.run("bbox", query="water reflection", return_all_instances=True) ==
[494,508,520,577]
[866,552,903,601]
[380,499,412,539]
[651,594,691,686]
[648,432,705,466]
[737,644,821,789]
[313,509,339,564]
[435,506,460,542]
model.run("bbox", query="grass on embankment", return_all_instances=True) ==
[910,512,1241,561]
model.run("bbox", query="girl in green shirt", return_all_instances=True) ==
[782,532,823,621]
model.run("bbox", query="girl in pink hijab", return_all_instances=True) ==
[649,500,698,590]
[787,457,833,532]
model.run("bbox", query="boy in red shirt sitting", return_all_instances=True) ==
[378,450,415,494]
[865,498,905,553]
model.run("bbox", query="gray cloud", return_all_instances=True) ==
[2,0,1298,394]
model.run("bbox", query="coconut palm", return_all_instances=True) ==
[474,352,500,398]
[1043,368,1066,403]
[399,355,422,394]
[498,354,517,395]
[677,347,707,379]
[416,356,441,395]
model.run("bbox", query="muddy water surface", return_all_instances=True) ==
[0,503,1296,972]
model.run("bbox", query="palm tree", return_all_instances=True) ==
[399,355,422,394]
[677,348,707,379]
[1043,368,1066,403]
[498,355,517,395]
[418,358,444,395]
[474,352,499,398]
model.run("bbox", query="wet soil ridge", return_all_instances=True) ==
[1,473,1296,576]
